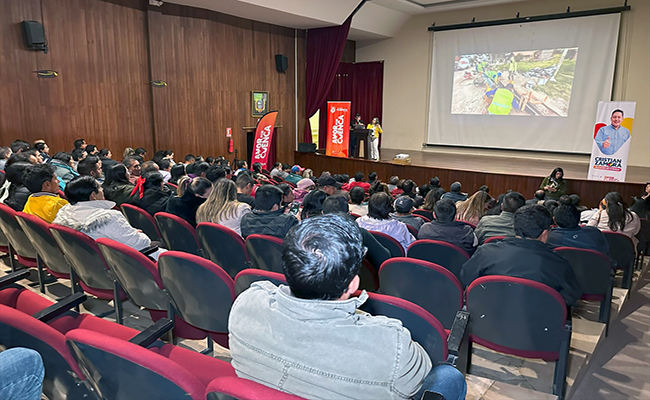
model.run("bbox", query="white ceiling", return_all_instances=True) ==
[159,0,535,40]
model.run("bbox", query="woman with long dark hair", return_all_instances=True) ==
[103,164,135,206]
[165,176,212,227]
[539,167,566,200]
[587,191,641,245]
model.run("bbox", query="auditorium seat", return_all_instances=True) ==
[157,251,235,352]
[378,257,463,329]
[206,376,306,400]
[155,212,203,256]
[359,258,379,291]
[554,247,614,336]
[465,276,571,399]
[245,234,284,273]
[482,235,506,244]
[603,231,635,289]
[406,239,469,281]
[635,218,649,269]
[406,223,419,240]
[121,203,162,242]
[15,212,70,280]
[0,204,40,277]
[197,222,250,278]
[369,231,405,258]
[413,213,432,223]
[234,269,286,296]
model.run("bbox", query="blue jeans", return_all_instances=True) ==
[415,364,467,400]
[0,348,45,400]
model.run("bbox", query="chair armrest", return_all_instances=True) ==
[129,318,173,348]
[0,270,30,289]
[140,245,159,256]
[32,293,87,323]
[446,310,470,366]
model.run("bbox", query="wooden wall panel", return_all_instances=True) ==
[0,0,153,154]
[147,4,302,164]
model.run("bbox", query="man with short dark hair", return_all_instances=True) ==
[526,189,546,205]
[229,214,466,399]
[235,173,255,208]
[344,172,370,192]
[418,198,477,255]
[317,174,341,196]
[77,156,103,180]
[546,199,610,255]
[184,154,196,165]
[348,186,368,216]
[205,165,226,183]
[22,164,69,223]
[474,191,526,243]
[73,138,87,151]
[10,140,30,154]
[239,185,297,238]
[460,204,580,305]
[98,148,118,172]
[33,141,51,163]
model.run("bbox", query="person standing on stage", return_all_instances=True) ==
[367,117,382,161]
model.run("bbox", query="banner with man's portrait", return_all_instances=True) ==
[588,101,635,182]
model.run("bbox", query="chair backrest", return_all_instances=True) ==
[413,213,431,223]
[406,224,419,240]
[206,376,305,400]
[378,257,463,329]
[369,231,405,258]
[465,276,567,360]
[155,212,202,256]
[245,234,284,273]
[158,251,235,333]
[358,258,379,291]
[603,231,636,270]
[49,224,114,292]
[234,269,287,296]
[0,203,38,259]
[15,212,70,278]
[121,203,161,241]
[96,238,168,311]
[554,247,612,297]
[358,292,448,364]
[0,226,9,252]
[0,304,92,399]
[66,329,207,400]
[197,222,249,278]
[482,235,506,244]
[637,218,650,254]
[406,239,469,280]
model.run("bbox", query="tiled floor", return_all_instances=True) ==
[1,255,647,399]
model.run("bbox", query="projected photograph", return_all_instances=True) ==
[451,48,578,117]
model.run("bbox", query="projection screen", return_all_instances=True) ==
[426,13,621,153]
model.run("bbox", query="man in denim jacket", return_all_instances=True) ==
[228,214,466,399]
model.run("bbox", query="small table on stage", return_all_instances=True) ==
[350,128,370,159]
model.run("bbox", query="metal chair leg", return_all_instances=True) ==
[36,255,45,294]
[113,280,123,325]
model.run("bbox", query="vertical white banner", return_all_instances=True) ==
[587,101,636,182]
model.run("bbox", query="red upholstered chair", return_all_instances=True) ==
[413,213,432,223]
[206,376,306,400]
[15,212,71,281]
[378,257,463,329]
[635,218,649,269]
[554,247,614,336]
[197,222,250,278]
[234,269,287,296]
[157,251,236,352]
[155,212,202,256]
[65,328,237,400]
[482,235,506,244]
[0,227,9,254]
[406,239,469,281]
[406,223,419,240]
[465,276,572,399]
[121,203,162,242]
[0,204,40,274]
[603,231,636,289]
[369,231,405,258]
[245,234,284,273]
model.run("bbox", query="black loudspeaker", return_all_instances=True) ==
[298,143,316,153]
[21,20,48,53]
[275,54,288,73]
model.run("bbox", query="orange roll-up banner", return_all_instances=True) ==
[250,111,278,170]
[325,101,350,158]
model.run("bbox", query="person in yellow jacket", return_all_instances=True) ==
[367,117,383,161]
[22,164,69,223]
[485,83,519,115]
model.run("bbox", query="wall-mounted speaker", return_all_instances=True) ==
[275,54,288,73]
[21,21,48,53]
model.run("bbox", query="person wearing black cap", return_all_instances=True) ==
[317,174,342,196]
[391,196,423,230]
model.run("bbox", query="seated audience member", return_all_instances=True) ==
[546,197,610,255]
[356,192,415,253]
[417,190,437,221]
[77,156,103,181]
[233,160,247,176]
[317,174,342,196]
[196,178,251,236]
[343,172,371,192]
[419,199,477,256]
[276,183,295,208]
[165,176,212,227]
[474,191,526,243]
[569,194,588,213]
[71,148,87,170]
[129,171,172,215]
[292,178,315,204]
[0,146,12,170]
[190,161,210,178]
[240,185,298,239]
[250,162,267,181]
[85,144,98,156]
[156,158,172,183]
[235,173,255,208]
[22,164,69,223]
[169,163,186,186]
[278,163,291,179]
[0,347,45,400]
[10,139,30,154]
[526,190,546,205]
[123,147,135,159]
[102,164,135,206]
[401,179,424,207]
[455,190,493,226]
[369,180,391,197]
[184,154,196,165]
[368,171,378,185]
[386,175,399,193]
[269,162,283,179]
[228,214,467,400]
[441,181,467,203]
[135,147,147,161]
[391,196,423,231]
[284,165,304,185]
[460,204,581,306]
[205,164,226,183]
[348,186,368,217]
[544,199,559,216]
[50,152,79,189]
[3,162,33,211]
[98,148,118,173]
[587,191,641,246]
[428,176,446,201]
[391,179,404,197]
[34,141,51,164]
[300,189,328,220]
[141,160,160,176]
[123,156,141,184]
[72,138,87,152]
[53,176,164,259]
[302,168,314,179]
[539,167,567,201]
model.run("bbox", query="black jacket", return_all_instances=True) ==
[165,192,206,227]
[4,184,31,211]
[131,187,172,216]
[103,181,135,206]
[240,208,298,239]
[100,157,119,173]
[418,220,477,256]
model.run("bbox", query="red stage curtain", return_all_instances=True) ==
[304,17,352,144]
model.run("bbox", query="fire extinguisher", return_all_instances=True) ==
[228,138,234,153]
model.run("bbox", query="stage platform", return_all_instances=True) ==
[294,148,649,208]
